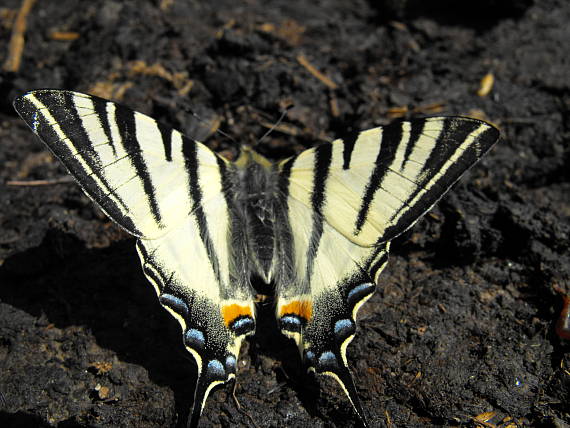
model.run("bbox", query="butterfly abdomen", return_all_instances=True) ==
[232,157,282,284]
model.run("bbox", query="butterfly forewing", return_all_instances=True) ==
[14,90,225,239]
[284,117,499,246]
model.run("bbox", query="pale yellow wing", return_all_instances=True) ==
[13,90,226,239]
[275,117,499,426]
[282,117,499,246]
[14,90,257,424]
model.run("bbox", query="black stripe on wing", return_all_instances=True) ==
[91,95,117,156]
[90,97,117,156]
[384,117,499,241]
[157,122,173,162]
[136,241,166,294]
[401,119,424,171]
[215,155,252,298]
[31,91,114,185]
[368,249,389,280]
[417,118,480,179]
[182,138,222,283]
[13,90,141,234]
[341,130,359,170]
[114,105,163,226]
[275,159,297,284]
[278,157,295,195]
[305,143,333,282]
[354,121,402,233]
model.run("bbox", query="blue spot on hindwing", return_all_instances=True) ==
[207,359,225,379]
[225,355,237,373]
[184,328,205,349]
[318,351,338,370]
[347,282,375,307]
[230,317,255,336]
[159,294,189,318]
[280,315,302,333]
[334,319,355,341]
[305,350,316,364]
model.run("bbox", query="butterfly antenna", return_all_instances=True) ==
[257,104,294,145]
[183,106,238,146]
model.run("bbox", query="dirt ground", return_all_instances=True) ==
[0,0,569,427]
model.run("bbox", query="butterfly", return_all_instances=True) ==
[13,90,499,427]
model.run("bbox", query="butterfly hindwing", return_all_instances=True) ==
[275,209,389,426]
[13,90,257,423]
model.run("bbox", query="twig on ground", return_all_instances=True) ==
[3,0,37,72]
[297,54,338,90]
[6,176,74,186]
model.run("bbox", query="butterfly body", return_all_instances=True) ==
[13,89,499,427]
[231,147,286,284]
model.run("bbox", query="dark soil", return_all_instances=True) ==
[1,0,569,427]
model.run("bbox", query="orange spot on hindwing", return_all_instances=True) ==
[221,304,255,336]
[279,300,313,321]
[279,300,313,334]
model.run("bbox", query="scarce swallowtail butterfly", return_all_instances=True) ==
[13,90,499,427]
